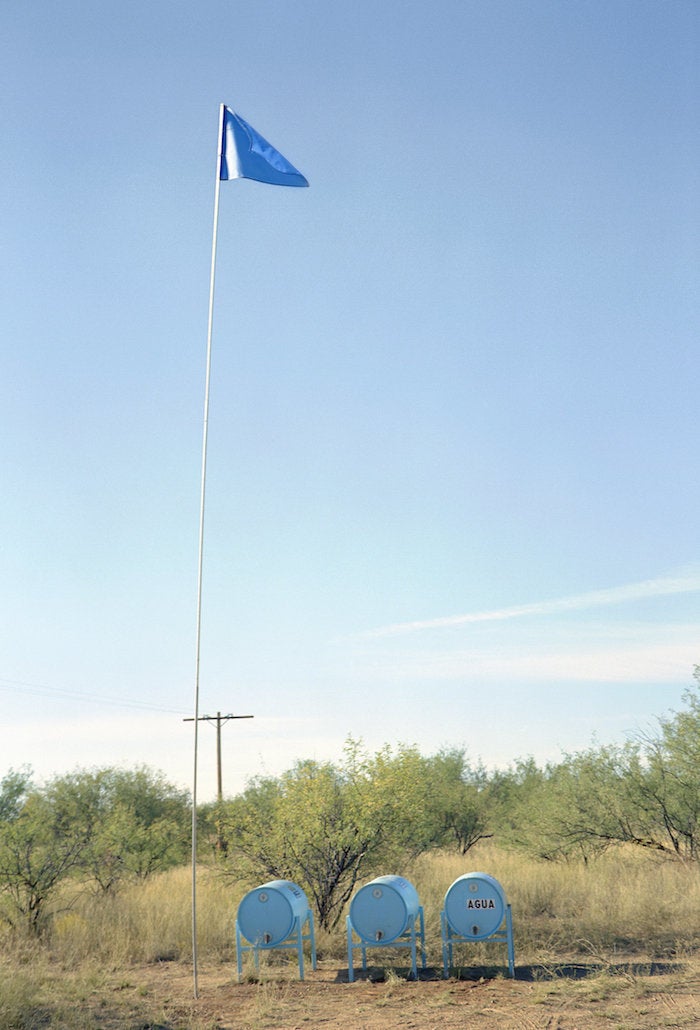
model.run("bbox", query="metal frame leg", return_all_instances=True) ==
[346,915,355,982]
[506,904,515,977]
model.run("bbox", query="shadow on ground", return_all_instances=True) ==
[332,960,685,984]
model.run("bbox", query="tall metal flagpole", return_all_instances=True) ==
[191,102,226,1000]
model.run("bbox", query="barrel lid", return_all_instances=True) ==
[237,883,296,946]
[350,877,417,943]
[443,872,507,940]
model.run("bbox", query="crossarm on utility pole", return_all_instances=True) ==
[183,712,254,802]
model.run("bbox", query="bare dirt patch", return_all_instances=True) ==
[81,957,700,1030]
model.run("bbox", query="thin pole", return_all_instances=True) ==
[191,102,226,1000]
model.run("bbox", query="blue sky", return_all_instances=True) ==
[1,1,698,801]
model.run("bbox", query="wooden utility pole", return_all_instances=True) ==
[183,712,253,850]
[184,711,253,800]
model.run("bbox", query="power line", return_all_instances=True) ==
[0,676,189,716]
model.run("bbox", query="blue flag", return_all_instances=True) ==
[220,108,309,187]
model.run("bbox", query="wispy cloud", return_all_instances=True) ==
[363,567,700,639]
[357,630,698,684]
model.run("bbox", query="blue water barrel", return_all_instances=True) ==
[443,872,507,940]
[237,880,310,947]
[349,876,421,944]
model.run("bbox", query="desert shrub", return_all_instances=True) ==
[0,765,190,937]
[215,739,492,930]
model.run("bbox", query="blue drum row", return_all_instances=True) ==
[235,872,515,981]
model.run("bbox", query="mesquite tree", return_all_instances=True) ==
[0,766,190,934]
[218,740,488,929]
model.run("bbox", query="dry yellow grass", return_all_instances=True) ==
[0,844,698,1028]
[28,842,700,969]
[419,843,700,963]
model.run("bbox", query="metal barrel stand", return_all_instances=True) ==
[441,903,514,978]
[347,906,426,982]
[236,908,317,981]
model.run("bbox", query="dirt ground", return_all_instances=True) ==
[85,956,700,1030]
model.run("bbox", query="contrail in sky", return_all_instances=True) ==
[364,568,700,639]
